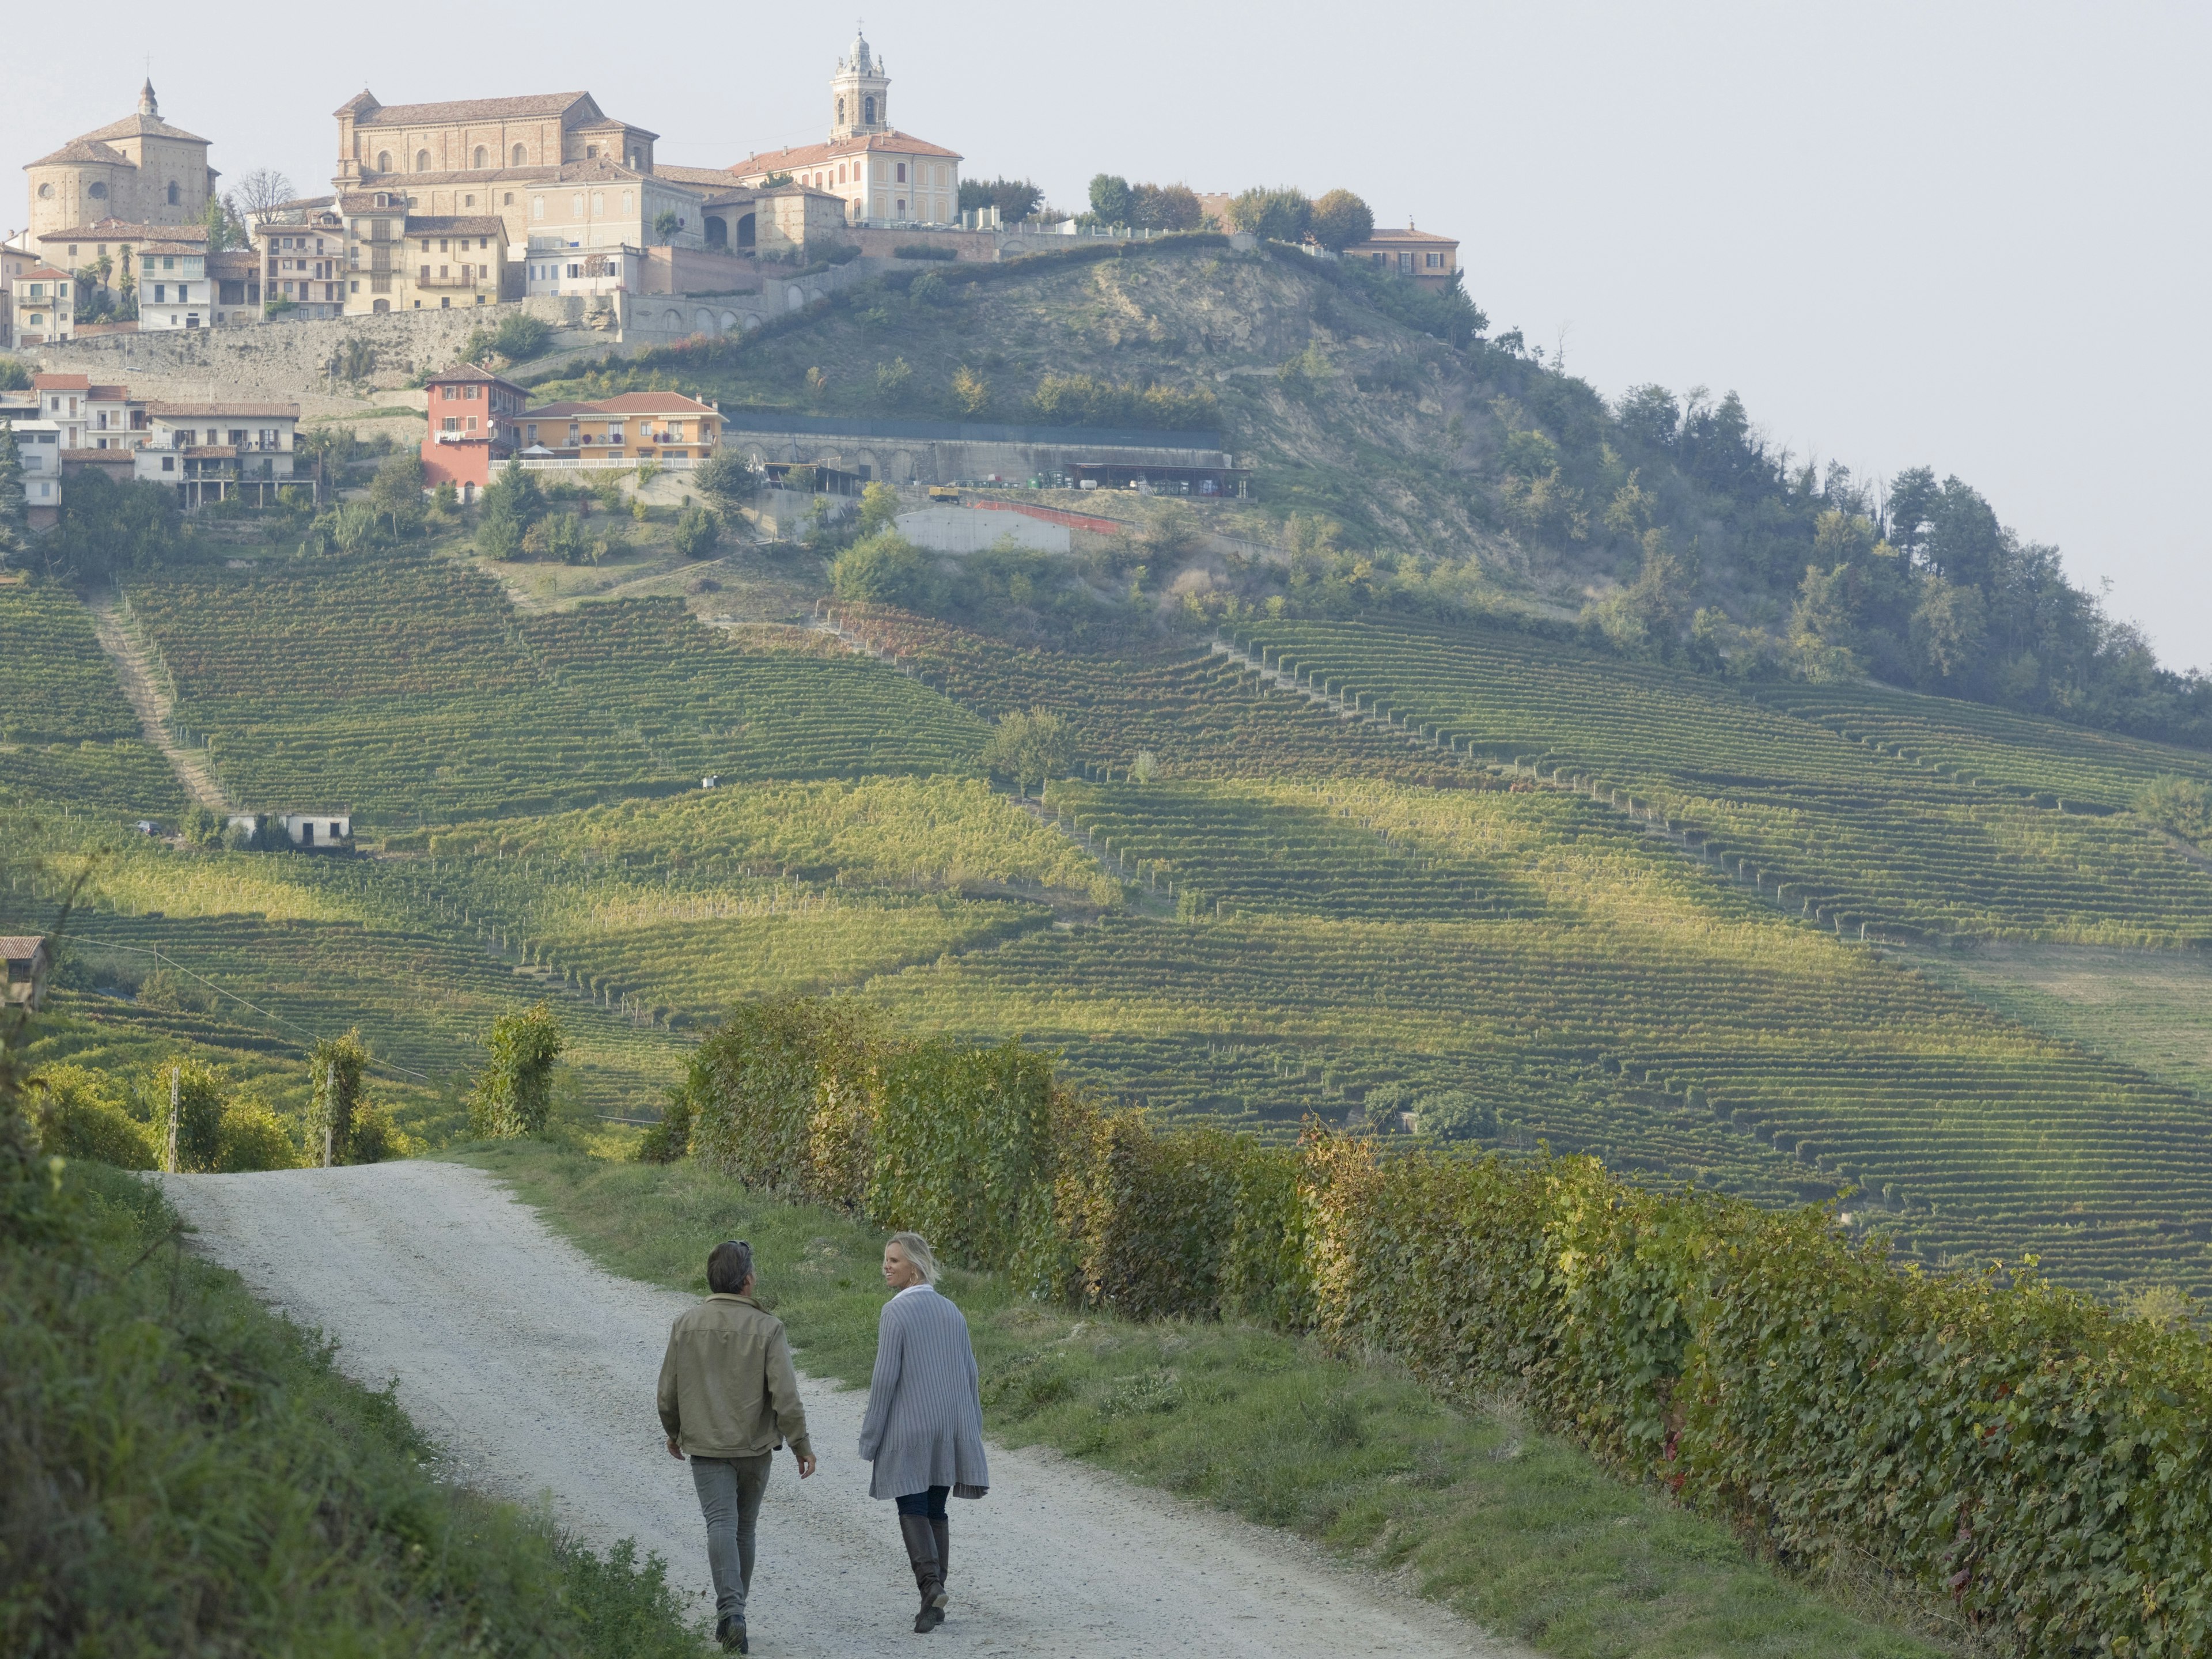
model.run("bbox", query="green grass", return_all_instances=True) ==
[3,1157,707,1656]
[461,1139,1958,1658]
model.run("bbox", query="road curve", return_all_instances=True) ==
[161,1161,1506,1658]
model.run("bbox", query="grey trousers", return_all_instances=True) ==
[690,1452,773,1626]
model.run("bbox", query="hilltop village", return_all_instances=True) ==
[2,35,1460,526]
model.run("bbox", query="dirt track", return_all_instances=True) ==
[161,1161,1506,1658]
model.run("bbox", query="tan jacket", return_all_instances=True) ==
[657,1293,813,1461]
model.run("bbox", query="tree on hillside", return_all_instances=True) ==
[199,194,246,253]
[1308,188,1375,251]
[831,531,938,610]
[467,1003,565,1139]
[980,706,1075,797]
[228,168,295,220]
[855,479,900,535]
[672,499,722,559]
[0,427,26,569]
[0,355,31,391]
[47,471,182,583]
[368,450,425,538]
[477,460,547,560]
[1087,173,1134,226]
[1130,183,1204,232]
[1226,186,1311,243]
[694,446,761,506]
[960,177,1042,221]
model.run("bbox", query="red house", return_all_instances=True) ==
[420,365,528,499]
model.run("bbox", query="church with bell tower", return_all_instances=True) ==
[725,28,962,227]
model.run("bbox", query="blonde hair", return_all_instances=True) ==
[889,1231,938,1284]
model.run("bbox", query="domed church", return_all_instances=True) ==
[21,81,218,241]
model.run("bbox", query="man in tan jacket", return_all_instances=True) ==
[659,1240,816,1653]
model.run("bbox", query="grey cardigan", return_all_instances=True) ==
[856,1285,990,1501]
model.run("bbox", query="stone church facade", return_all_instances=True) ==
[21,81,218,242]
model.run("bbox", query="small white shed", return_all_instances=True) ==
[279,812,353,848]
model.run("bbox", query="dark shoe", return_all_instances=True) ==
[715,1613,748,1652]
[899,1514,946,1633]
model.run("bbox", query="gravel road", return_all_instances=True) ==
[161,1162,1506,1658]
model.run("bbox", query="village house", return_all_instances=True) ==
[252,209,345,319]
[9,267,75,345]
[1,937,51,1012]
[336,194,508,312]
[20,81,217,242]
[132,233,215,330]
[517,158,704,286]
[420,364,528,497]
[1343,222,1460,291]
[2,418,64,526]
[134,401,302,506]
[518,391,722,464]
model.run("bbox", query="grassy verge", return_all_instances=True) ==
[461,1140,1965,1659]
[3,1159,709,1657]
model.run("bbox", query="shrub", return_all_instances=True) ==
[154,1058,228,1172]
[215,1099,300,1172]
[682,997,2212,1653]
[307,1029,370,1163]
[478,461,547,560]
[492,311,552,363]
[180,803,223,847]
[694,447,759,505]
[467,1002,565,1138]
[672,500,722,560]
[348,1101,406,1164]
[832,531,938,609]
[29,1065,156,1169]
[636,1093,691,1164]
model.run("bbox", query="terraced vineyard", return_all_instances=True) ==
[1238,618,2212,944]
[1760,681,2212,809]
[120,555,990,823]
[836,609,1466,783]
[0,582,182,815]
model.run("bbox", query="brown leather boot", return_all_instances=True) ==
[899,1514,946,1633]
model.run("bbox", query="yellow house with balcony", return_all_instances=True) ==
[518,391,722,463]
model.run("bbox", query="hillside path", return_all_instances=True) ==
[160,1162,1506,1659]
[86,593,228,811]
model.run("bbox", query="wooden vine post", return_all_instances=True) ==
[165,1066,180,1174]
[323,1062,335,1168]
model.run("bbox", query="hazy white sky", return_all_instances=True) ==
[7,2,2205,670]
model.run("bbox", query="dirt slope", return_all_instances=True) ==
[161,1161,1508,1658]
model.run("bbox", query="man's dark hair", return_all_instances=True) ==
[707,1240,753,1295]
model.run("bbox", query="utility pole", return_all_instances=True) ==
[165,1066,180,1173]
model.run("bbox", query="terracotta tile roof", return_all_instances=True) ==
[1350,226,1459,247]
[525,392,720,418]
[425,365,528,392]
[266,195,338,213]
[147,402,301,419]
[0,937,48,960]
[80,111,210,146]
[403,215,507,236]
[347,90,602,128]
[33,374,90,391]
[550,157,671,185]
[209,251,261,275]
[88,385,132,400]
[339,171,557,204]
[61,448,135,462]
[17,267,73,283]
[730,131,963,176]
[25,137,132,169]
[35,218,203,244]
[654,164,746,188]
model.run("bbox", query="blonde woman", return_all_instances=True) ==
[857,1231,988,1634]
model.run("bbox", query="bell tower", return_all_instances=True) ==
[830,27,890,139]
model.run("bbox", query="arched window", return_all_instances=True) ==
[415,150,430,172]
[512,143,527,166]
[837,97,846,126]
[377,151,391,172]
[166,181,180,205]
[474,146,487,169]
[863,96,875,124]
